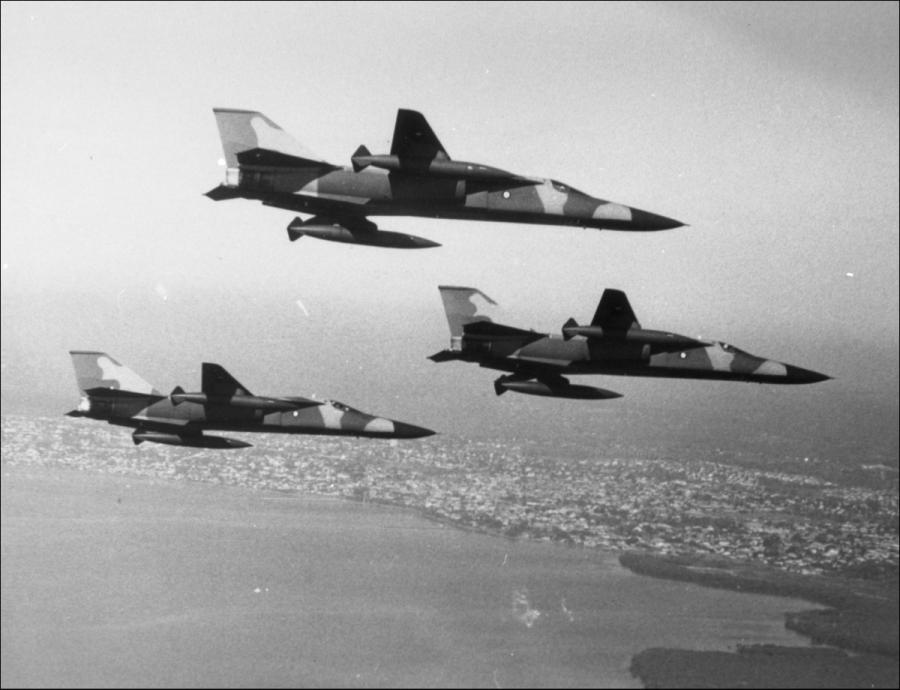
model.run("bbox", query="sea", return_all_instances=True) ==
[3,460,819,688]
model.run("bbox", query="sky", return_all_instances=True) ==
[1,1,898,459]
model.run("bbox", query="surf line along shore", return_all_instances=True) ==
[619,550,899,689]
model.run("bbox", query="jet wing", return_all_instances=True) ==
[390,109,449,161]
[261,193,370,215]
[476,359,567,377]
[272,396,324,410]
[106,415,197,432]
[260,194,374,227]
[263,190,440,248]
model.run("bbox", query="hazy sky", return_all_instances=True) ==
[1,2,898,450]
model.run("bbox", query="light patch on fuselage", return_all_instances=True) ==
[363,418,395,434]
[97,356,156,393]
[705,344,736,372]
[754,360,788,377]
[318,403,345,430]
[592,202,632,221]
[534,180,567,215]
[298,177,319,197]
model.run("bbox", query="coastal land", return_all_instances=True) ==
[2,461,814,688]
[2,414,898,687]
[619,551,898,688]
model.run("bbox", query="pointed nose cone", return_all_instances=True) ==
[628,208,686,231]
[392,421,437,439]
[404,235,442,249]
[784,365,832,384]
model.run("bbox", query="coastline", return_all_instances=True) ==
[2,414,898,687]
[2,461,816,688]
[352,492,900,687]
[618,551,898,688]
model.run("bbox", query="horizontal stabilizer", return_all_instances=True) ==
[562,317,578,340]
[428,349,464,363]
[204,184,244,201]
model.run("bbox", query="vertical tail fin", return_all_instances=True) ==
[437,286,498,350]
[591,289,641,331]
[69,351,159,395]
[201,363,252,397]
[391,110,450,161]
[212,108,330,168]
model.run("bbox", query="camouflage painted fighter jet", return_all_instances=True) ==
[430,287,830,399]
[66,351,434,448]
[205,108,684,248]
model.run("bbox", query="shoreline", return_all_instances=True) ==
[6,461,898,646]
[3,461,814,688]
[618,550,898,688]
[3,420,898,688]
[292,488,900,688]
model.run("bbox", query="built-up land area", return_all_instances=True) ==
[3,414,897,580]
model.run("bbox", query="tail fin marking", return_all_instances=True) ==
[212,108,329,169]
[437,286,498,349]
[69,351,159,395]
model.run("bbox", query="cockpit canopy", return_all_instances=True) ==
[716,341,749,356]
[324,399,358,414]
[550,179,586,195]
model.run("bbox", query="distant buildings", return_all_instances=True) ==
[3,414,897,577]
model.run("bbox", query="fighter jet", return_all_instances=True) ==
[429,287,830,399]
[205,108,684,248]
[66,351,434,447]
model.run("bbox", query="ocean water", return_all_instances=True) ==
[2,464,819,688]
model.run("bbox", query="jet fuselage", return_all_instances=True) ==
[206,107,684,247]
[67,352,435,447]
[70,393,431,439]
[229,163,681,232]
[454,330,830,385]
